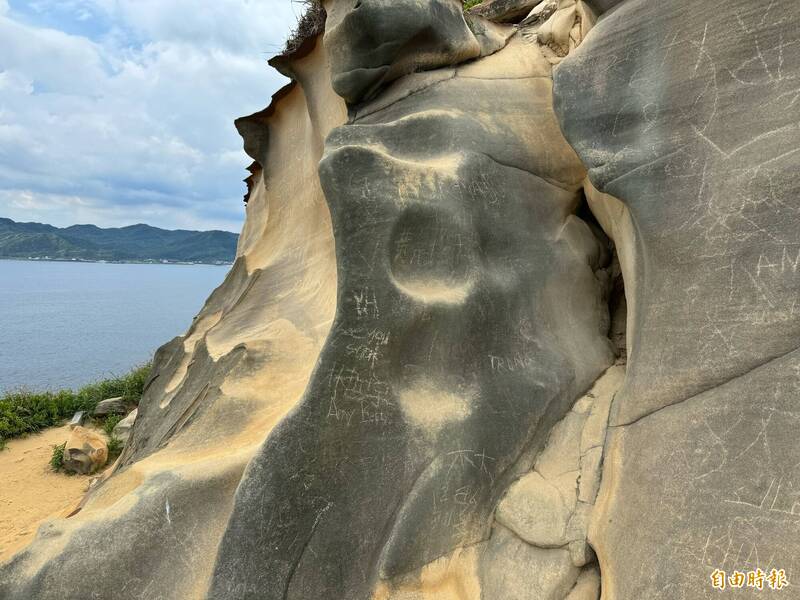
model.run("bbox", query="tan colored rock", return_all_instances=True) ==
[519,0,558,26]
[496,471,573,548]
[565,501,591,542]
[578,446,603,504]
[584,183,637,359]
[480,527,580,600]
[571,396,594,415]
[551,470,580,506]
[492,365,626,578]
[62,426,108,475]
[565,566,601,600]
[579,366,623,453]
[521,0,597,63]
[0,32,348,600]
[565,503,596,566]
[534,410,586,479]
[568,539,595,568]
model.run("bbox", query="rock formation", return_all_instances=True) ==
[62,426,108,475]
[554,1,800,597]
[1,0,798,598]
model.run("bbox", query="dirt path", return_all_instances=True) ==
[0,425,91,562]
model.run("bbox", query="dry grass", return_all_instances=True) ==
[284,0,327,56]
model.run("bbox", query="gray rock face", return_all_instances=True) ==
[555,0,800,427]
[67,411,86,429]
[208,26,614,598]
[468,0,544,23]
[3,0,799,598]
[323,0,482,103]
[554,0,800,596]
[111,408,137,444]
[92,397,127,417]
[581,0,622,14]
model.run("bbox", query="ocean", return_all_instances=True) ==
[0,260,227,392]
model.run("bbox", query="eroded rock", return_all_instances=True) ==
[207,23,614,596]
[62,426,108,475]
[480,526,580,600]
[92,397,126,417]
[496,471,573,547]
[555,0,800,596]
[565,565,600,600]
[111,408,137,445]
[492,365,620,586]
[520,0,596,63]
[2,0,797,597]
[468,0,545,24]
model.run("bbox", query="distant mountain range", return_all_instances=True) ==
[0,217,238,264]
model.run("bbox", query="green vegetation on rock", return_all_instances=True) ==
[0,363,150,448]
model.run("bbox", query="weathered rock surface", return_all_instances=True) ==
[62,426,108,475]
[92,397,126,417]
[468,0,544,23]
[580,0,622,14]
[554,0,800,597]
[2,0,799,598]
[111,408,137,444]
[208,9,615,594]
[497,471,574,547]
[324,0,483,103]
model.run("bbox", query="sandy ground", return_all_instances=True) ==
[0,425,91,562]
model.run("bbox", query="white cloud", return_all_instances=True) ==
[0,0,298,232]
[109,0,299,54]
[0,188,242,232]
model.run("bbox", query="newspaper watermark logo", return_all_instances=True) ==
[711,568,789,591]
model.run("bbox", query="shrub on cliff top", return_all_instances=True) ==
[0,363,151,449]
[283,0,326,56]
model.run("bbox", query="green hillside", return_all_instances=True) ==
[0,218,237,263]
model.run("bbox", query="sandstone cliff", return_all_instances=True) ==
[1,0,798,598]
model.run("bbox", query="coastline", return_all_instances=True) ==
[0,257,233,266]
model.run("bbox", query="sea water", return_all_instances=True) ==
[0,260,226,392]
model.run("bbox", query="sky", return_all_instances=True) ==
[0,0,301,233]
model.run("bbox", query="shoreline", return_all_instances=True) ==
[0,257,232,267]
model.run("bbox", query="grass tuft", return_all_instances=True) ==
[463,0,483,10]
[0,363,151,450]
[50,442,66,471]
[283,0,326,56]
[103,414,124,437]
